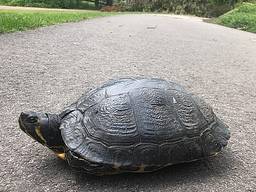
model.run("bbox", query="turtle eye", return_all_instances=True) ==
[214,142,222,151]
[27,116,38,123]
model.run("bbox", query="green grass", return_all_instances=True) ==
[215,3,256,33]
[0,9,116,33]
[0,0,97,10]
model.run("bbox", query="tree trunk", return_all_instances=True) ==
[106,0,113,6]
[95,0,99,8]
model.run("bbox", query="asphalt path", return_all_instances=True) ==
[0,14,256,192]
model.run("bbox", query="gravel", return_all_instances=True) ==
[0,14,255,192]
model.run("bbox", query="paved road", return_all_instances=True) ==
[0,14,256,192]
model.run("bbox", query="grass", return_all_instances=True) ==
[214,3,256,33]
[0,0,97,10]
[0,9,116,33]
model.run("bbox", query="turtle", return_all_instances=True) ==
[19,77,230,175]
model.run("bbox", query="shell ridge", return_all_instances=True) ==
[127,91,142,144]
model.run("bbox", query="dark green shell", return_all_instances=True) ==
[60,78,230,175]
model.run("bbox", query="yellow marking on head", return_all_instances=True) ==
[55,152,66,160]
[136,164,145,172]
[35,126,46,143]
[212,151,220,157]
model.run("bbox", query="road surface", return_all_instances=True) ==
[0,14,255,192]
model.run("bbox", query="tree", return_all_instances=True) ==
[106,0,113,6]
[95,0,99,8]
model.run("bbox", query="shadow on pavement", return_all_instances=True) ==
[39,148,235,190]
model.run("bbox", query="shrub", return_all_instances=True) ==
[124,0,237,17]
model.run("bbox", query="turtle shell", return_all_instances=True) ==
[60,78,230,175]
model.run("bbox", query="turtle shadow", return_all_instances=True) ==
[38,148,235,191]
[69,148,236,191]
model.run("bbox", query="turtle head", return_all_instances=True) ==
[202,117,230,157]
[19,111,64,154]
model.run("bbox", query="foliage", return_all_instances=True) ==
[215,3,256,32]
[123,0,239,17]
[100,5,124,11]
[0,0,103,9]
[0,9,116,33]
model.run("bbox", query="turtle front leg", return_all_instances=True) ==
[55,152,66,160]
